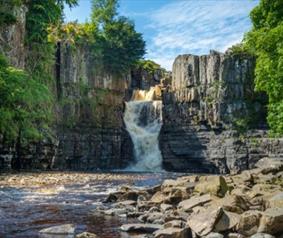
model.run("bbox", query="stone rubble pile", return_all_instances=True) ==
[98,158,283,238]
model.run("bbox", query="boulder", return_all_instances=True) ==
[258,207,283,235]
[214,210,240,232]
[151,191,167,204]
[187,207,223,236]
[205,232,224,238]
[194,176,228,197]
[161,204,173,212]
[227,233,245,238]
[154,227,190,238]
[120,223,163,233]
[178,194,211,212]
[237,210,262,236]
[255,158,283,175]
[250,233,276,238]
[76,232,97,238]
[164,220,185,229]
[268,192,283,208]
[39,224,75,235]
[221,194,249,214]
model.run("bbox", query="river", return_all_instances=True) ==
[0,172,184,238]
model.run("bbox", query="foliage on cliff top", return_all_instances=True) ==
[0,54,53,143]
[137,60,166,75]
[244,0,283,136]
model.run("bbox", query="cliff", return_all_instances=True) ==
[161,51,283,173]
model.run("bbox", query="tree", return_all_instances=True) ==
[0,54,53,145]
[244,0,283,136]
[91,0,118,26]
[102,17,145,73]
[91,0,145,74]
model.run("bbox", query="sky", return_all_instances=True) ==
[64,0,259,70]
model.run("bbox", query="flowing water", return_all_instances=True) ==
[124,87,163,171]
[0,172,183,238]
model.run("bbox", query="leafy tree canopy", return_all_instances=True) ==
[244,0,283,136]
[0,54,53,143]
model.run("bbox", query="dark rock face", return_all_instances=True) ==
[52,44,134,170]
[160,51,282,173]
[0,4,27,68]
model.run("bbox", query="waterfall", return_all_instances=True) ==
[124,87,163,171]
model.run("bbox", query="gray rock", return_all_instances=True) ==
[120,223,163,233]
[187,207,223,236]
[154,227,190,238]
[39,224,75,236]
[178,194,211,212]
[250,233,275,238]
[75,232,97,238]
[258,207,283,235]
[205,232,224,238]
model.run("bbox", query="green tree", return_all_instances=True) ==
[91,0,118,26]
[91,0,145,74]
[244,0,283,136]
[0,54,53,145]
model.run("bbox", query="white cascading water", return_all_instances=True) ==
[124,87,163,171]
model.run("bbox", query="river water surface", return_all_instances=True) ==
[0,172,183,238]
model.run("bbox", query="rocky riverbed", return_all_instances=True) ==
[1,158,283,238]
[99,158,283,238]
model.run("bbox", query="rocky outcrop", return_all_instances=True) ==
[53,43,134,170]
[160,51,282,173]
[0,4,27,68]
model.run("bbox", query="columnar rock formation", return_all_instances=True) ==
[54,44,134,170]
[160,51,283,173]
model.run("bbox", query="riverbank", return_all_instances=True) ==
[99,157,283,238]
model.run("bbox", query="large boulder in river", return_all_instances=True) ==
[39,224,75,236]
[194,176,229,197]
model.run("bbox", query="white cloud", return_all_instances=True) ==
[146,0,258,70]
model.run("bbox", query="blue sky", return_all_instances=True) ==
[64,0,259,70]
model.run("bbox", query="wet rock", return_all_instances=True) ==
[154,227,190,238]
[250,233,276,238]
[258,207,283,235]
[120,223,163,233]
[194,176,228,197]
[76,232,97,238]
[205,232,224,238]
[237,210,262,236]
[39,224,75,235]
[187,207,223,236]
[178,194,211,212]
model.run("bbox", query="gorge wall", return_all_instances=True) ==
[161,51,283,173]
[0,6,282,173]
